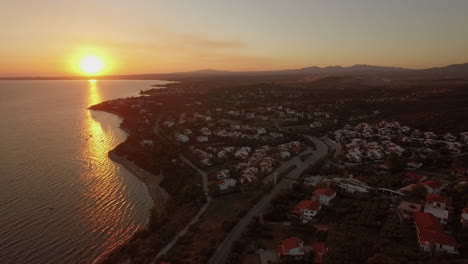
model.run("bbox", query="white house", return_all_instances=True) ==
[414,212,459,254]
[140,139,153,147]
[200,127,212,136]
[278,151,291,160]
[420,180,444,194]
[290,200,321,222]
[175,133,189,143]
[424,194,451,225]
[461,208,468,227]
[196,136,209,142]
[257,128,267,135]
[163,120,175,128]
[215,169,230,180]
[313,188,337,206]
[234,147,251,160]
[218,178,237,191]
[277,237,305,259]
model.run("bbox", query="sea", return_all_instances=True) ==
[0,80,167,264]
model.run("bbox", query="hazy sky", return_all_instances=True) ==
[1,0,468,76]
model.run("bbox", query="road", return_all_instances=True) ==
[151,154,212,263]
[262,147,314,184]
[152,197,212,262]
[179,154,210,194]
[207,136,328,264]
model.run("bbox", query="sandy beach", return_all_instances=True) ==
[108,149,169,215]
[90,148,169,264]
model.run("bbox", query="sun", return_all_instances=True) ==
[79,55,104,75]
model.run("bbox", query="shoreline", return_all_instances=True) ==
[91,109,169,264]
[107,148,169,214]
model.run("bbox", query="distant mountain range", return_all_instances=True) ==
[2,63,468,80]
[154,64,411,77]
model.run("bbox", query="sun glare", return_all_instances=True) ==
[80,55,104,75]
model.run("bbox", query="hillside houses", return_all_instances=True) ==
[201,142,304,189]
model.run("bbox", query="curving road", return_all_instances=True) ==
[207,136,328,264]
[151,154,212,263]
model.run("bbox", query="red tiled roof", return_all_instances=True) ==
[415,211,442,231]
[293,200,321,213]
[314,188,336,197]
[426,194,451,205]
[420,180,443,189]
[278,237,303,256]
[415,212,460,248]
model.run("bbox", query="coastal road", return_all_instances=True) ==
[152,197,212,262]
[179,154,210,194]
[207,137,328,264]
[151,155,212,263]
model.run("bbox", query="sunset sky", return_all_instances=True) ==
[1,0,468,76]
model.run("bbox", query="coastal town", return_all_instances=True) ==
[91,76,468,264]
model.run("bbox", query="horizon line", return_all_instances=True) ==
[1,61,467,80]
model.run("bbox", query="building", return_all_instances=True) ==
[290,200,321,222]
[414,212,459,254]
[332,177,371,193]
[196,136,209,142]
[277,237,305,260]
[175,133,189,143]
[420,180,444,194]
[218,178,237,191]
[313,188,337,206]
[215,169,230,180]
[461,208,468,227]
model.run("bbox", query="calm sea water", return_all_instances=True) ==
[0,80,166,264]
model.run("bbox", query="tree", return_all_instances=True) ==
[387,152,406,173]
[409,184,427,201]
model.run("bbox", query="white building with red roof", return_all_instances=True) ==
[313,188,337,206]
[290,200,321,222]
[424,194,451,225]
[218,178,237,191]
[277,237,305,259]
[420,180,444,194]
[414,212,459,254]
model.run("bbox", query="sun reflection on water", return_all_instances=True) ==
[80,80,131,253]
